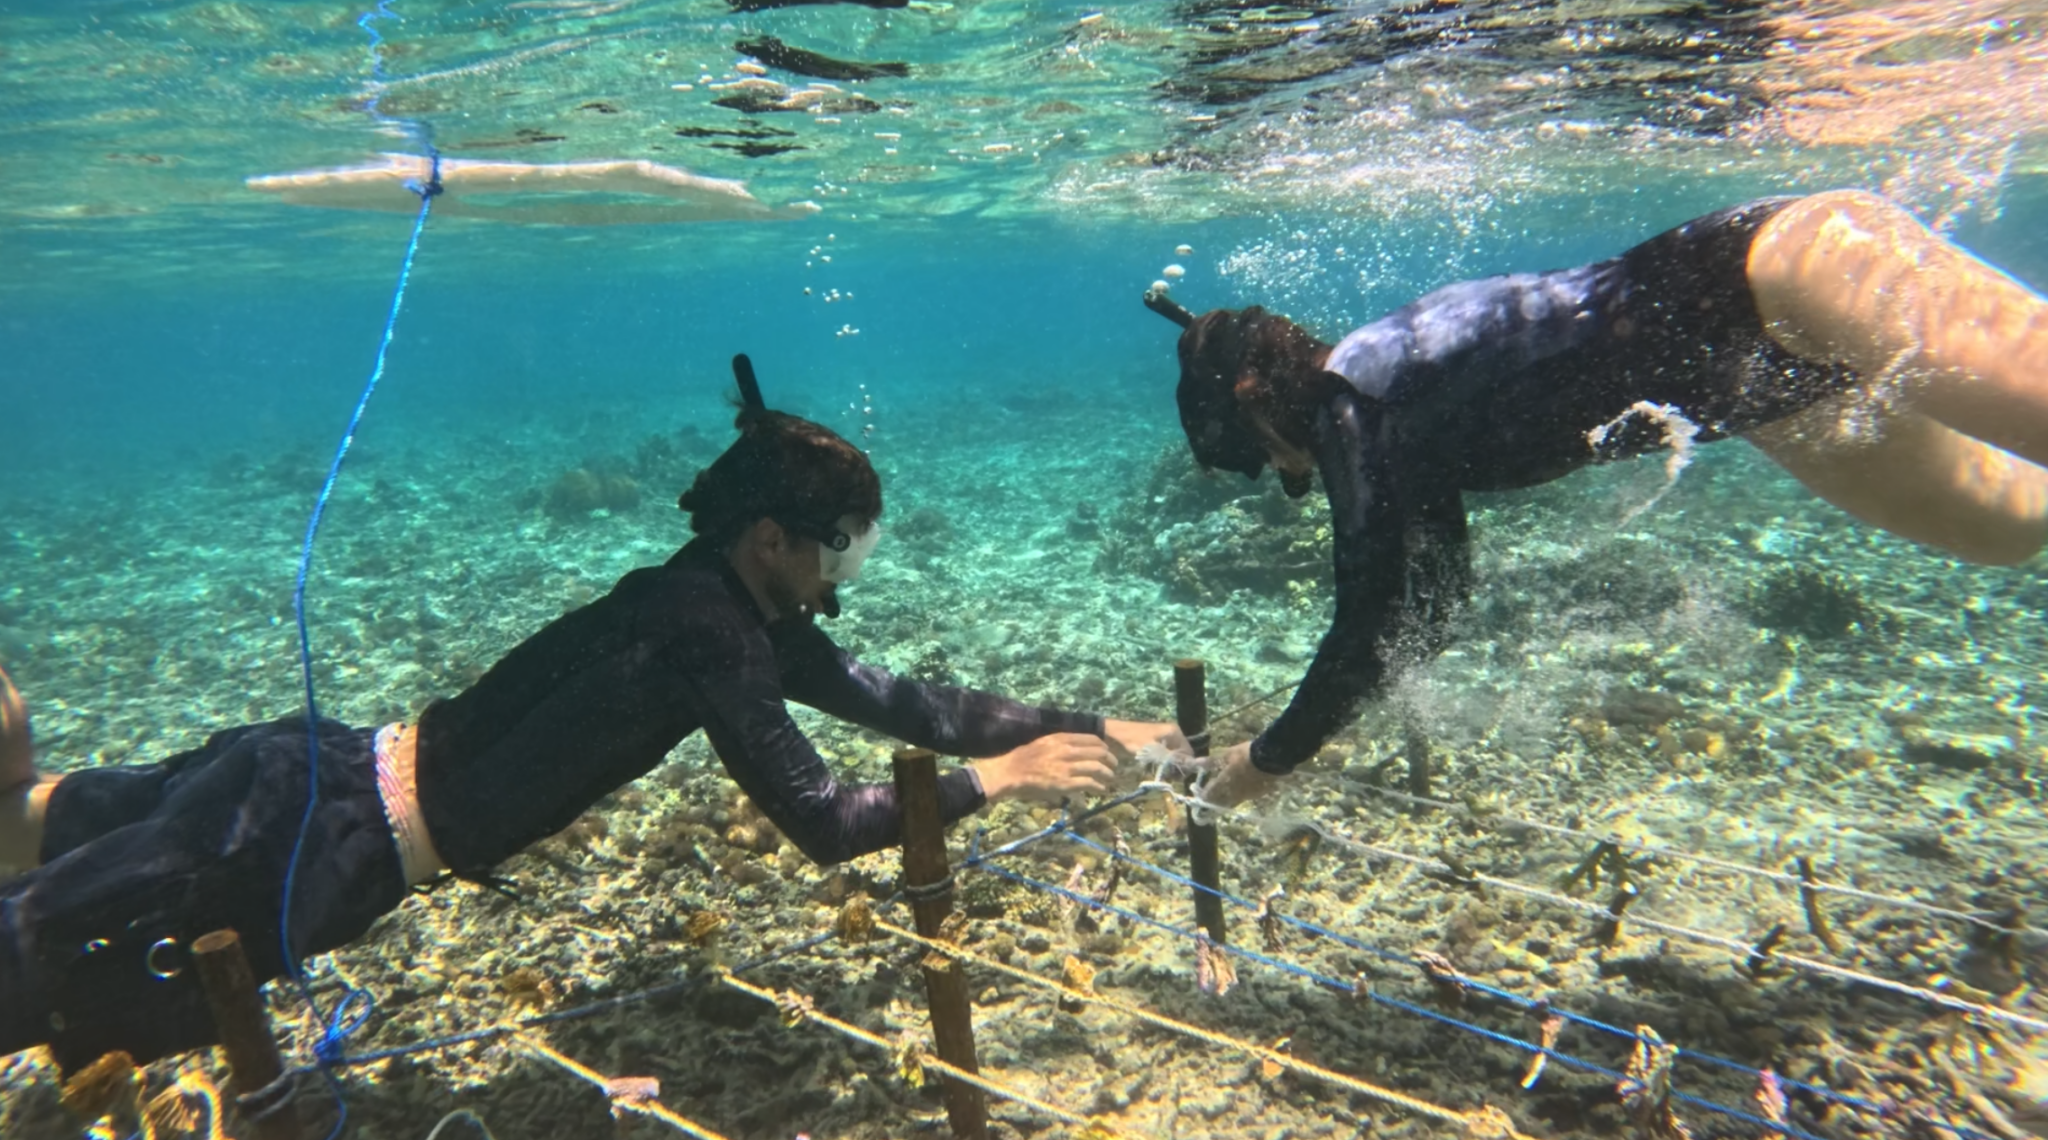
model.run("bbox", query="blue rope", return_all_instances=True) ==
[278,159,437,1134]
[972,858,1840,1140]
[1052,827,1898,1120]
[274,7,444,1135]
[356,0,435,152]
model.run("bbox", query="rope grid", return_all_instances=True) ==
[962,852,1831,1139]
[717,973,1109,1134]
[1206,682,2030,938]
[1350,782,2025,936]
[955,782,2038,1140]
[1294,819,2048,1033]
[180,769,2030,1140]
[1140,777,2041,1032]
[870,918,1533,1138]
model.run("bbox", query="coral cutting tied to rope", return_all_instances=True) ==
[959,779,2024,1140]
[870,917,1538,1139]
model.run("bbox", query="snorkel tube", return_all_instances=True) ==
[1143,283,1198,329]
[732,351,767,414]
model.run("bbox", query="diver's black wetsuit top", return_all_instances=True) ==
[0,542,1097,1070]
[418,538,1101,872]
[1250,198,1860,774]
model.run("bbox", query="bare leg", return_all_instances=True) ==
[1744,189,2048,561]
[1747,398,2048,565]
[0,667,54,871]
[1749,189,2048,464]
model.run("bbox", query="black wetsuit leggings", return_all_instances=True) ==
[0,716,404,1070]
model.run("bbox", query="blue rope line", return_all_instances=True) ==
[973,858,1838,1140]
[1054,827,1896,1120]
[961,786,1155,868]
[275,7,445,1134]
[278,162,438,1139]
[356,0,435,151]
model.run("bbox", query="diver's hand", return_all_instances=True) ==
[1100,719,1179,764]
[972,734,1117,805]
[1195,742,1285,809]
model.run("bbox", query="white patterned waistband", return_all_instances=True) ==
[374,722,446,886]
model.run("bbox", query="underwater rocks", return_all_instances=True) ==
[532,465,642,522]
[1747,565,1889,640]
[1095,444,1331,604]
[1473,537,1691,645]
[1601,686,1684,730]
[728,0,905,10]
[0,624,41,668]
[1887,715,2011,772]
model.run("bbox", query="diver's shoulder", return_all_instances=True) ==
[609,547,765,639]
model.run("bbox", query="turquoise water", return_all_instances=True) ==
[5,2,2048,1139]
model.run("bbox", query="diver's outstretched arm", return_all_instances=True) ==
[1744,190,2048,563]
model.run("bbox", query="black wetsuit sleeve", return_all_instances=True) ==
[770,620,1105,754]
[415,547,998,872]
[1249,392,1469,774]
[681,623,984,866]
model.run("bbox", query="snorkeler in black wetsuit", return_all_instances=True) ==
[0,358,1174,1070]
[1146,189,2048,802]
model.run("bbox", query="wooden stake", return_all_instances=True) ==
[1175,659,1227,943]
[191,929,297,1140]
[892,748,987,1140]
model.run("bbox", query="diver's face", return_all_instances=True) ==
[764,534,839,622]
[1243,405,1316,497]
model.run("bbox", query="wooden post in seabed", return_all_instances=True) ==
[892,747,988,1140]
[191,928,298,1140]
[1175,659,1227,943]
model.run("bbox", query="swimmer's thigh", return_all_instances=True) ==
[1746,396,2048,565]
[1748,189,2048,468]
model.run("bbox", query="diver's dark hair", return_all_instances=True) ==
[678,355,882,545]
[1174,306,1340,487]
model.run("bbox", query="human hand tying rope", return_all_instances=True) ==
[1193,742,1284,811]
